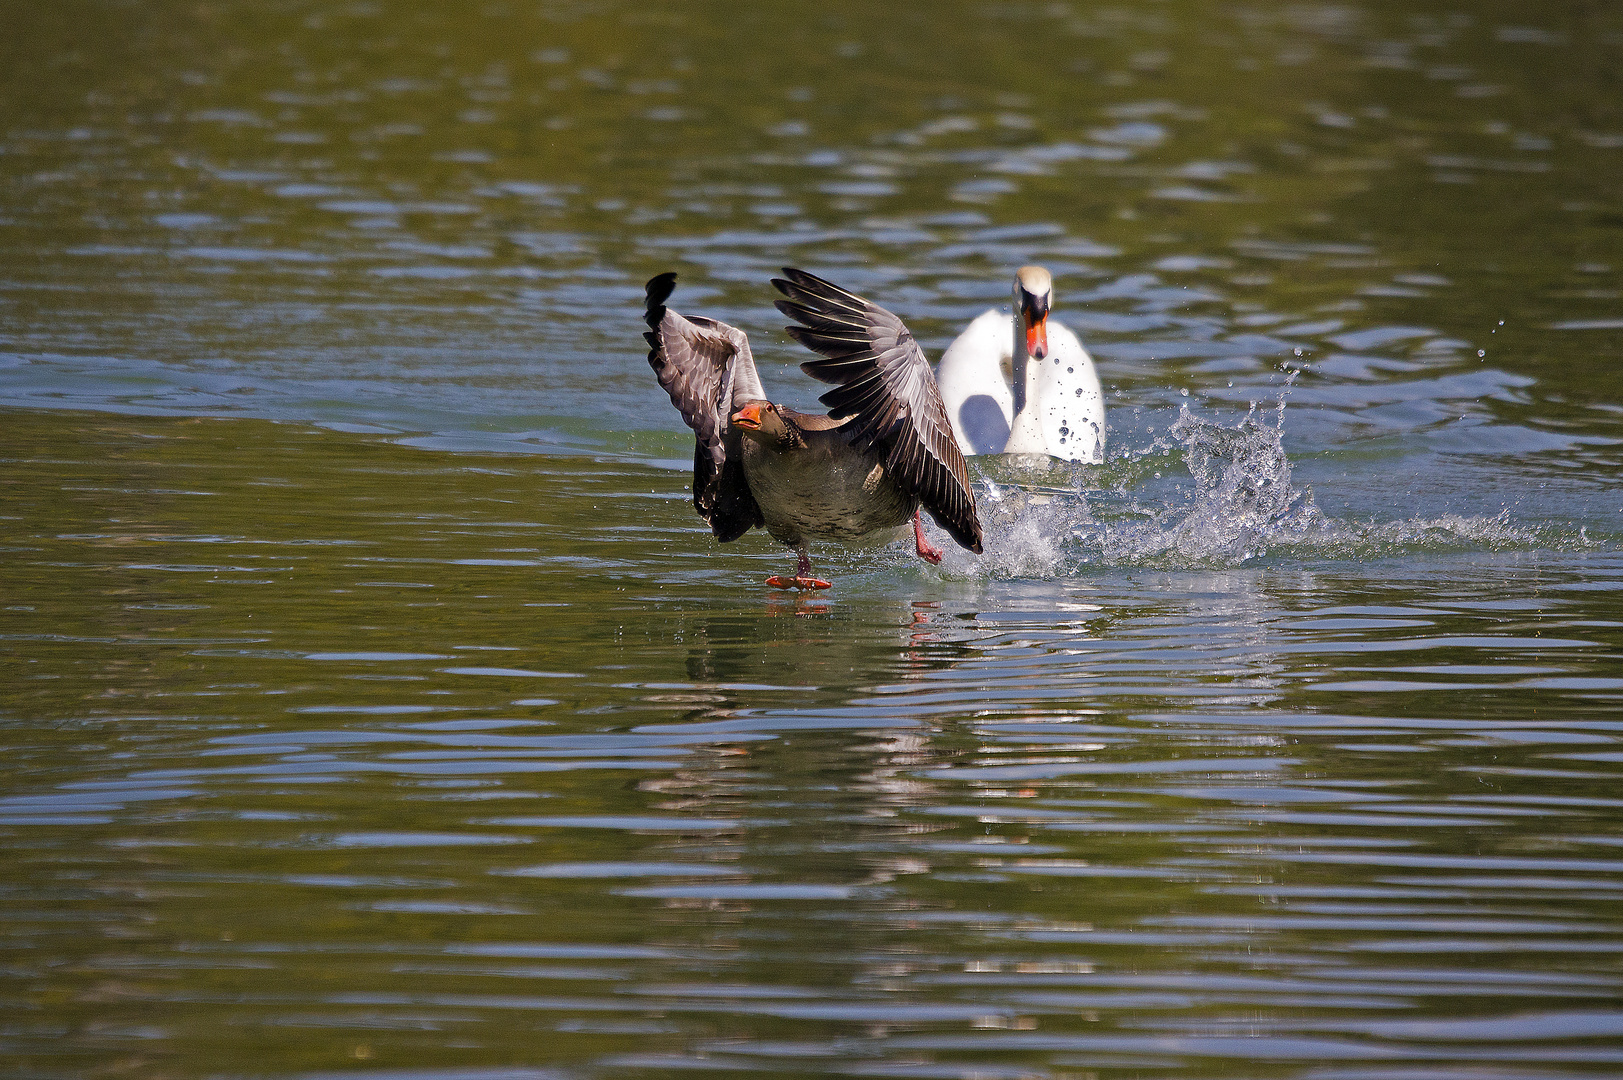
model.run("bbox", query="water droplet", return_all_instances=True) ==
[1477,349,1486,357]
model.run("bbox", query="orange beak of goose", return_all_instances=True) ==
[731,403,764,430]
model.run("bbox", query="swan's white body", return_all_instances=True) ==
[935,271,1106,463]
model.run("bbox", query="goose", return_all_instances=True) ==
[645,268,982,590]
[934,265,1106,462]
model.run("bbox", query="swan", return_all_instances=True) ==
[645,269,982,590]
[934,266,1106,462]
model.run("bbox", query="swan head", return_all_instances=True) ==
[1014,265,1052,360]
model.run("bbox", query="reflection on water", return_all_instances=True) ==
[4,414,1623,1077]
[4,0,1623,1076]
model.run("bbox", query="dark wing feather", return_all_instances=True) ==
[644,273,762,542]
[771,268,983,554]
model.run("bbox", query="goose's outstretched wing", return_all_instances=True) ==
[644,273,763,542]
[771,268,982,554]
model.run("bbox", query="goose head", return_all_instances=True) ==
[1014,265,1053,361]
[731,401,805,451]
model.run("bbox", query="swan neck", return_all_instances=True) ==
[1012,309,1038,415]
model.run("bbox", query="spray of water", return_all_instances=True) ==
[938,388,1555,579]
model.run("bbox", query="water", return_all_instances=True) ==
[4,1,1623,1076]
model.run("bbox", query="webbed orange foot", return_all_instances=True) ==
[766,575,832,591]
[913,510,944,564]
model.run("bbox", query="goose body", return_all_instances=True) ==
[935,266,1106,463]
[737,416,915,547]
[644,269,983,589]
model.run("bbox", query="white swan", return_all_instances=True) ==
[934,266,1105,463]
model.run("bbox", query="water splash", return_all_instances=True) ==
[1099,399,1329,566]
[945,391,1557,579]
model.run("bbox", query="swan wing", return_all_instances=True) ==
[1033,321,1107,463]
[643,273,764,542]
[936,308,1014,456]
[771,267,982,554]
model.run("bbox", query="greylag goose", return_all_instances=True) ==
[934,265,1105,462]
[645,268,983,590]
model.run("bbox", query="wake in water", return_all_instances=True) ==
[941,389,1556,577]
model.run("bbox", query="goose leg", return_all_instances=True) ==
[766,547,832,591]
[912,510,943,565]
